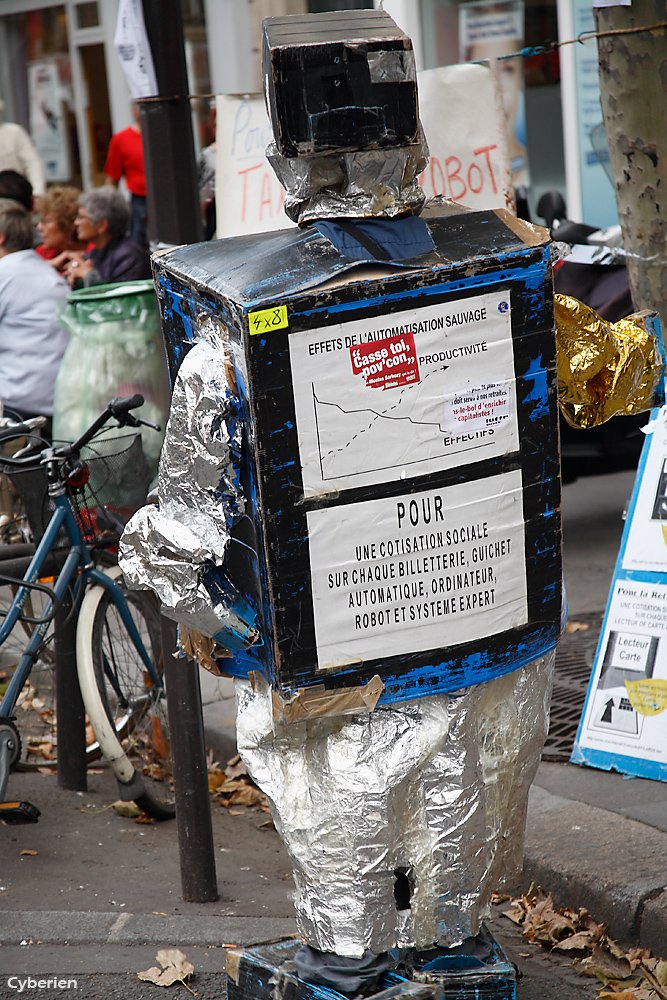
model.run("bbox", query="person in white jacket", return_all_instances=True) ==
[0,99,45,200]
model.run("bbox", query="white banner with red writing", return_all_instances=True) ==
[215,64,512,239]
[417,62,513,211]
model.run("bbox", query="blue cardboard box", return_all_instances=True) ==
[152,203,561,706]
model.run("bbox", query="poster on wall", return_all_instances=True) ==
[458,0,529,188]
[572,406,667,781]
[288,288,518,498]
[28,60,70,183]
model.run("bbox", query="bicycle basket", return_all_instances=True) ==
[70,434,152,546]
[4,434,151,548]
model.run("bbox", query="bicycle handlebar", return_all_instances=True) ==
[61,394,150,457]
[0,422,38,443]
[0,394,158,469]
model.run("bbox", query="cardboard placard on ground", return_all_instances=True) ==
[572,391,667,781]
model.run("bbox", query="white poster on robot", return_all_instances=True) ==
[307,471,527,670]
[575,579,667,764]
[289,288,518,498]
[622,411,667,573]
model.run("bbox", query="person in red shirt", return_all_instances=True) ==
[104,102,147,249]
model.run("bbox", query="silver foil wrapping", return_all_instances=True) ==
[119,333,244,638]
[236,651,555,958]
[267,133,429,225]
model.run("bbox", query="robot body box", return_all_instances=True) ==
[153,205,561,707]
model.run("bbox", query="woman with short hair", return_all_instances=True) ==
[63,187,151,288]
[36,186,86,272]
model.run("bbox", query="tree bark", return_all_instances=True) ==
[595,0,667,338]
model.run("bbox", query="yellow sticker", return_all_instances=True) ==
[625,677,667,716]
[249,304,288,335]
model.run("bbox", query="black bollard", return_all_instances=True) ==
[55,584,87,791]
[161,615,219,903]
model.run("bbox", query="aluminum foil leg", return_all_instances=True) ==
[236,652,555,958]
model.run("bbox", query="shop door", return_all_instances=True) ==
[78,42,111,187]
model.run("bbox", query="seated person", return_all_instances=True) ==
[63,188,151,287]
[0,198,69,435]
[36,186,86,272]
[0,169,33,212]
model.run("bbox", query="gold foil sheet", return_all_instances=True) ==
[555,294,663,429]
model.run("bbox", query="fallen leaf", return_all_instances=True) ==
[574,943,632,980]
[228,808,244,816]
[228,786,262,807]
[502,905,526,925]
[555,931,598,952]
[224,759,247,780]
[599,992,646,999]
[134,812,156,825]
[565,621,590,633]
[20,850,37,856]
[208,770,225,793]
[655,959,667,986]
[138,948,194,989]
[112,800,141,818]
[639,963,667,1000]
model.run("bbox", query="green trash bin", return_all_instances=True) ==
[53,280,169,476]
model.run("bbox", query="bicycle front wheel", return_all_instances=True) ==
[77,569,175,820]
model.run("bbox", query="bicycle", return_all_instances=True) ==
[0,395,174,824]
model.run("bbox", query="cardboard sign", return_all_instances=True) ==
[215,64,513,240]
[215,95,288,239]
[417,63,513,211]
[572,400,667,781]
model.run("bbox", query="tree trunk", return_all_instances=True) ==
[595,0,667,338]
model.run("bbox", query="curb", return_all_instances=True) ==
[518,785,667,951]
[0,912,297,948]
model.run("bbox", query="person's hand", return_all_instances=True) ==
[49,250,71,272]
[63,252,93,287]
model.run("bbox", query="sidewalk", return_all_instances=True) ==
[2,469,667,975]
[2,690,667,971]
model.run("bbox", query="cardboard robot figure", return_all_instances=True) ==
[120,10,562,995]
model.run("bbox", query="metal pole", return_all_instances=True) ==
[161,615,218,903]
[138,0,215,903]
[55,585,86,791]
[139,0,204,246]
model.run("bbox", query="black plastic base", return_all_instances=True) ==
[0,800,41,824]
[226,926,516,1000]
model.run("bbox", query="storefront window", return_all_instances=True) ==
[0,5,82,188]
[420,0,564,217]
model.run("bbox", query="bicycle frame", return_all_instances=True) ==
[0,487,160,722]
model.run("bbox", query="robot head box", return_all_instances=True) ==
[262,9,420,158]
